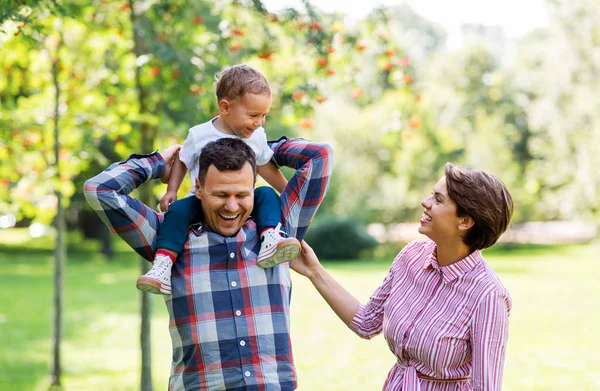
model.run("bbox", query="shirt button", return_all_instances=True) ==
[240,340,246,347]
[229,252,235,258]
[235,310,242,316]
[244,371,251,377]
[231,281,237,287]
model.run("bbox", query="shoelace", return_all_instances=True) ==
[270,222,288,238]
[150,258,170,276]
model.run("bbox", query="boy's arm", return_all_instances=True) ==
[84,148,178,261]
[160,155,187,212]
[257,161,287,194]
[270,138,334,241]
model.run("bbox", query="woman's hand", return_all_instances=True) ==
[290,241,322,279]
[159,145,181,184]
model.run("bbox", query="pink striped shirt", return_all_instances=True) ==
[349,239,511,391]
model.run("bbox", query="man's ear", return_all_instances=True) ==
[218,99,231,115]
[195,178,203,199]
[458,215,475,231]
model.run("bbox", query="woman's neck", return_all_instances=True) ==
[435,241,472,267]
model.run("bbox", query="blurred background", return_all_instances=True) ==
[0,0,598,390]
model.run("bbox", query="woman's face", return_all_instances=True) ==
[418,176,463,244]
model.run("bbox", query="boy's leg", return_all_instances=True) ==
[137,196,203,294]
[253,186,301,269]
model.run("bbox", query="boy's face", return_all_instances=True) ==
[221,93,272,139]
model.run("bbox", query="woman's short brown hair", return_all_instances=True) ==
[444,163,514,252]
[215,64,271,102]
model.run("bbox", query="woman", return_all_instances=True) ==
[292,163,514,390]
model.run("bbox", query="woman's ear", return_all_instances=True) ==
[458,215,475,231]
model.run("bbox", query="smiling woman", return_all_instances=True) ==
[292,163,515,390]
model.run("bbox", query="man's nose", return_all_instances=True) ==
[224,197,238,211]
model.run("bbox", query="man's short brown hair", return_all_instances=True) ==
[444,163,514,252]
[215,64,271,102]
[198,138,257,185]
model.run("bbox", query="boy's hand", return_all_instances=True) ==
[159,145,182,184]
[159,191,178,212]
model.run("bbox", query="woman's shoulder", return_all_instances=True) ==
[392,239,435,267]
[474,259,512,310]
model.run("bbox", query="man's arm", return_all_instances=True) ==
[270,137,334,241]
[83,149,174,261]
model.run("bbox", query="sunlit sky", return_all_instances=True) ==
[262,0,549,42]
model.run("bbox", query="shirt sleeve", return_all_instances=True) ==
[346,241,419,339]
[178,129,199,170]
[471,290,511,391]
[270,137,333,241]
[83,152,164,261]
[254,131,274,166]
[348,268,393,339]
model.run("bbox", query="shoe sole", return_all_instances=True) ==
[136,275,171,295]
[257,243,301,269]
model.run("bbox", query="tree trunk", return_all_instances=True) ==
[50,32,65,390]
[128,1,157,390]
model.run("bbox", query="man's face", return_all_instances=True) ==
[195,163,255,237]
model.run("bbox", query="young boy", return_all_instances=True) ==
[136,64,301,295]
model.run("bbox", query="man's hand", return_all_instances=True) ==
[159,145,182,184]
[159,191,177,212]
[289,241,322,279]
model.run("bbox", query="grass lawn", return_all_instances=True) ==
[0,229,598,390]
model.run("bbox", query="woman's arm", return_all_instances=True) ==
[293,242,360,325]
[471,291,511,391]
[292,241,393,338]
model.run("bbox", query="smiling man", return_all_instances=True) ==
[84,137,333,390]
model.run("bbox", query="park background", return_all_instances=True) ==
[0,0,599,390]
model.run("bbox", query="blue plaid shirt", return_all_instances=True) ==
[84,138,333,390]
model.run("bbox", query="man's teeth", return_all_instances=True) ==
[421,213,432,222]
[220,214,237,220]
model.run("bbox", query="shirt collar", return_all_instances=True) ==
[423,245,483,283]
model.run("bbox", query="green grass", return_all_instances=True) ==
[0,229,599,390]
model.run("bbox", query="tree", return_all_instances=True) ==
[50,26,65,390]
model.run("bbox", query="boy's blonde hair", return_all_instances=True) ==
[215,64,271,102]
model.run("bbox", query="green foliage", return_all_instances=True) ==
[1,0,599,234]
[305,215,378,260]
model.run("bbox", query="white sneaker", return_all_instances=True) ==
[136,254,173,294]
[257,223,301,269]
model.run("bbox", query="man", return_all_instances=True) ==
[84,137,333,390]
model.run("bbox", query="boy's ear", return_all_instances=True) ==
[218,99,231,115]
